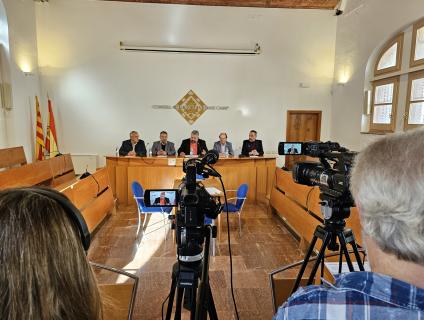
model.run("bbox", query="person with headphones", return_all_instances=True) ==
[0,187,103,319]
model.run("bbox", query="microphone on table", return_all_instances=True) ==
[80,165,91,179]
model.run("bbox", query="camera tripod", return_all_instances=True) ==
[291,218,365,294]
[165,225,218,320]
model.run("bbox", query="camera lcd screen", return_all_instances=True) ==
[144,189,178,207]
[278,142,303,155]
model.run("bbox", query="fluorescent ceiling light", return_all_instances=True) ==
[120,42,261,55]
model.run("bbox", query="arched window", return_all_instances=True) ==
[366,18,424,134]
[411,18,424,67]
[374,34,403,76]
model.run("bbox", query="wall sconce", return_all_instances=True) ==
[20,61,32,72]
[338,66,352,85]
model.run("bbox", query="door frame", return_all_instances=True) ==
[286,110,322,141]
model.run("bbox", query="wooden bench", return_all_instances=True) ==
[0,146,27,170]
[57,167,115,232]
[0,153,75,189]
[0,153,115,233]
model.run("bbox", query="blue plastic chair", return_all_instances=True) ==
[223,183,248,236]
[131,181,172,239]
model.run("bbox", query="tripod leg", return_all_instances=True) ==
[307,231,332,285]
[174,287,184,320]
[345,231,365,271]
[338,246,343,274]
[166,276,178,320]
[207,284,218,320]
[291,234,319,293]
[320,257,325,282]
[338,232,354,272]
[190,287,197,320]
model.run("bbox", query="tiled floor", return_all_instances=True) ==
[88,204,303,320]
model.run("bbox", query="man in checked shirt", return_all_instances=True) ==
[275,129,424,320]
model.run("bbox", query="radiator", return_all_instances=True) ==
[70,154,98,175]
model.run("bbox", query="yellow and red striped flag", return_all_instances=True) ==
[45,98,59,157]
[35,96,45,161]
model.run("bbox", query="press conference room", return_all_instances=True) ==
[1,0,424,319]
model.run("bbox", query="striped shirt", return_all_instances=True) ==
[274,272,424,320]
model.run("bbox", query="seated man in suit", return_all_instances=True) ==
[153,192,171,205]
[151,131,176,156]
[241,130,264,157]
[274,129,424,320]
[119,130,147,157]
[178,130,208,157]
[213,132,234,156]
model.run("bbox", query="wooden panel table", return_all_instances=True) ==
[106,155,277,206]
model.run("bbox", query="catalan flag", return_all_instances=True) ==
[45,98,59,157]
[35,96,45,161]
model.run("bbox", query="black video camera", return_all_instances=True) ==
[278,141,356,222]
[144,150,222,262]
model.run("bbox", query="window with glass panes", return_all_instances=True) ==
[370,77,399,132]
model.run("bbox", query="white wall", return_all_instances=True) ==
[0,0,41,160]
[0,0,8,148]
[331,0,424,151]
[35,0,337,166]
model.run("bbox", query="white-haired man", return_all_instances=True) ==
[274,129,424,319]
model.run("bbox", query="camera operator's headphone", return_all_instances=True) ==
[26,188,91,251]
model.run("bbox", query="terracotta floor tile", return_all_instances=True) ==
[90,204,300,319]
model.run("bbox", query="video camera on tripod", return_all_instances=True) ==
[278,141,364,293]
[279,141,355,222]
[144,150,222,320]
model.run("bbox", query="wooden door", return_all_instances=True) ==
[285,111,322,169]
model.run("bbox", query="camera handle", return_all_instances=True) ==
[291,219,364,294]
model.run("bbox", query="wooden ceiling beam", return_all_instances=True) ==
[100,0,339,10]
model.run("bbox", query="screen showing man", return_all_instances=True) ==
[150,191,176,206]
[284,143,302,155]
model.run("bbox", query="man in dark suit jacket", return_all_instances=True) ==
[119,131,147,157]
[178,130,208,156]
[241,130,264,157]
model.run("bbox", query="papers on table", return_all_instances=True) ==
[184,155,199,158]
[167,158,177,166]
[206,187,222,196]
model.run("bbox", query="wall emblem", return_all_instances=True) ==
[174,90,207,125]
[151,91,229,124]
